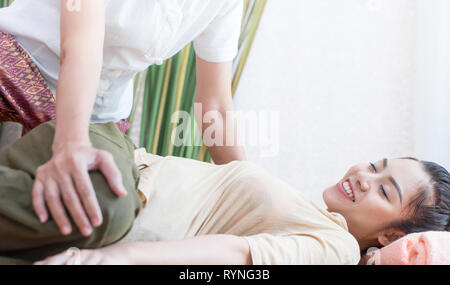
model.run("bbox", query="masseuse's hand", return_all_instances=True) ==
[32,142,128,236]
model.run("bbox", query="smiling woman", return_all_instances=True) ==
[323,157,450,253]
[1,121,449,265]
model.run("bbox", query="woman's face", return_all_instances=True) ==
[323,158,431,249]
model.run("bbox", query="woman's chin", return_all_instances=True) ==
[323,185,346,213]
[322,187,335,210]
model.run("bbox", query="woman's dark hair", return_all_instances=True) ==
[389,158,450,234]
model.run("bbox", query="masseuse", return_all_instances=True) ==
[0,0,246,237]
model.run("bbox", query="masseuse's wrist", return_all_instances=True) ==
[53,120,90,146]
[52,140,92,153]
[52,131,91,152]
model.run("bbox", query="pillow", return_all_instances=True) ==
[361,231,450,265]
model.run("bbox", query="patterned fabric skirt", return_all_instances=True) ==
[0,30,130,135]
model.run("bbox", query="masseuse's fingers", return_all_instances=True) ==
[59,173,93,236]
[44,179,72,235]
[32,143,127,237]
[72,165,103,228]
[32,179,48,223]
[93,150,127,197]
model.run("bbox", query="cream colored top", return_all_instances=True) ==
[118,149,361,265]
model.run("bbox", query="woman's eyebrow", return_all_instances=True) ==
[382,158,403,204]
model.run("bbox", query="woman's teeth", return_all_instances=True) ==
[343,181,355,201]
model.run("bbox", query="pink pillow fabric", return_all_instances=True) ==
[363,231,450,265]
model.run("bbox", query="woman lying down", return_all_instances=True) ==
[0,121,449,265]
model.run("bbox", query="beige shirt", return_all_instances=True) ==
[118,149,361,265]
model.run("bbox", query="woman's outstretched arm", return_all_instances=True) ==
[32,0,127,238]
[35,235,252,265]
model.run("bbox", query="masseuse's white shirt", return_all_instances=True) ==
[0,0,243,123]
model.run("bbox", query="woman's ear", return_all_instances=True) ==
[377,229,406,247]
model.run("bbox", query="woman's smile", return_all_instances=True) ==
[337,179,355,202]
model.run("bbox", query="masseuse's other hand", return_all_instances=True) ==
[32,142,127,236]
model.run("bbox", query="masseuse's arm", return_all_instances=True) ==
[195,57,247,165]
[36,235,252,265]
[32,0,127,237]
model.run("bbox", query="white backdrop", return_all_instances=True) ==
[414,0,450,171]
[234,0,449,206]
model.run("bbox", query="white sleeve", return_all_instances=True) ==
[242,233,361,265]
[193,0,244,63]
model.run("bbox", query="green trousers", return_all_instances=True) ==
[0,121,142,265]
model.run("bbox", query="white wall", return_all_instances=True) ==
[234,0,421,206]
[414,0,450,170]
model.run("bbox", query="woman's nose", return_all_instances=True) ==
[354,168,372,192]
[360,181,369,192]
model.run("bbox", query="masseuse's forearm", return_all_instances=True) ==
[53,46,103,147]
[197,94,247,164]
[54,0,105,148]
[127,235,252,265]
[195,58,246,165]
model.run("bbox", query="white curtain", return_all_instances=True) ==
[415,0,450,169]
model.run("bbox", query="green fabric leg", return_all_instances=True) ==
[0,121,142,264]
